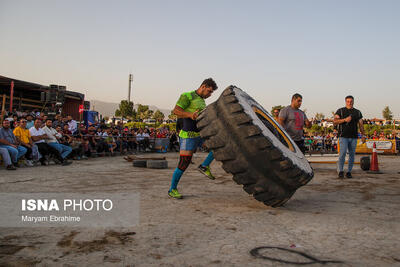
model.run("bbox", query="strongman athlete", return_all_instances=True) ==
[168,78,218,199]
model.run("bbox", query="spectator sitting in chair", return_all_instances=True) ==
[0,119,27,167]
[42,119,72,165]
[67,115,77,134]
[127,129,138,152]
[30,119,62,166]
[26,114,34,129]
[52,114,64,129]
[136,129,145,151]
[13,117,40,166]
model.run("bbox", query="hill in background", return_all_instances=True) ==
[89,100,172,118]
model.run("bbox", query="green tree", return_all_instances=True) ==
[137,104,149,114]
[168,110,177,120]
[137,104,150,120]
[115,100,134,118]
[315,113,325,120]
[382,106,393,121]
[153,110,165,122]
[270,105,285,115]
[308,124,323,134]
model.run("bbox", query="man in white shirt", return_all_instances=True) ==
[67,116,77,134]
[29,119,62,166]
[42,119,72,165]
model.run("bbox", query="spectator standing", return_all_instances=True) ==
[273,108,281,121]
[278,93,311,153]
[334,95,365,178]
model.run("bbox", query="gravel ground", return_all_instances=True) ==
[0,152,399,267]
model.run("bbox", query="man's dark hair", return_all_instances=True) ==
[292,93,302,100]
[345,95,354,100]
[201,78,218,91]
[46,119,52,122]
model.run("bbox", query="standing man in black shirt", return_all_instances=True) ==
[334,95,366,178]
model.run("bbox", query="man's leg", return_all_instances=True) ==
[347,138,358,174]
[0,147,13,168]
[16,145,27,160]
[201,151,214,167]
[3,145,18,164]
[198,150,215,180]
[168,137,196,198]
[48,143,66,163]
[59,144,73,159]
[36,143,49,164]
[338,138,349,176]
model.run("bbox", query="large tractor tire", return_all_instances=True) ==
[197,86,314,207]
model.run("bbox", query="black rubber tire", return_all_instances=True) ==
[147,160,168,169]
[197,86,314,207]
[133,160,147,168]
[360,156,370,171]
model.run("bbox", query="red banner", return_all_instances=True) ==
[79,104,84,113]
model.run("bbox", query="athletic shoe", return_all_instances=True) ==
[6,165,17,170]
[25,160,34,167]
[61,161,72,166]
[198,165,215,180]
[338,171,344,178]
[168,189,182,199]
[346,172,352,178]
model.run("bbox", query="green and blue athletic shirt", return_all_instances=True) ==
[176,90,206,138]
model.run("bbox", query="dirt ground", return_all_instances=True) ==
[0,152,399,267]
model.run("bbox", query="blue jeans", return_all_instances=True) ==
[0,145,27,163]
[338,138,358,173]
[48,143,72,159]
[0,147,12,166]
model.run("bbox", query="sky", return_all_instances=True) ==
[0,0,399,118]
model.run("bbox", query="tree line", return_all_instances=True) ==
[113,100,177,122]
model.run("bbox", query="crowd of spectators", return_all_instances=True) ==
[2,109,399,170]
[304,130,400,154]
[0,110,179,171]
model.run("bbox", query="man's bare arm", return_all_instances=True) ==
[334,114,352,125]
[173,105,198,120]
[31,134,48,142]
[278,117,285,127]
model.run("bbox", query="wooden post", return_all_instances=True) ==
[9,81,14,112]
[0,94,6,124]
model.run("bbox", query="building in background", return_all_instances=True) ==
[0,75,86,120]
